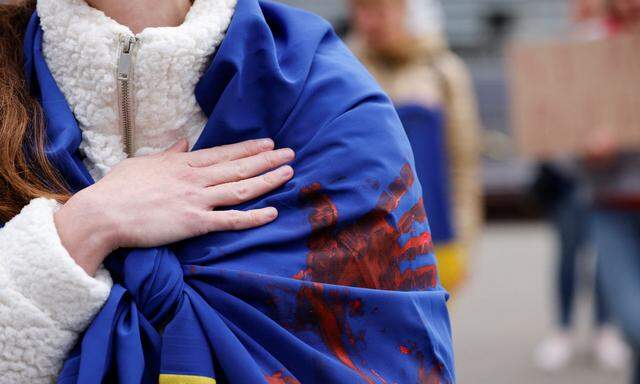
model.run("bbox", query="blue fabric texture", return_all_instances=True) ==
[396,105,455,244]
[22,0,454,382]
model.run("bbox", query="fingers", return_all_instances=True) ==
[202,148,295,187]
[206,207,279,231]
[206,165,294,207]
[186,138,275,168]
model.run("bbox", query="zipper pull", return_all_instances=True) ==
[117,34,137,157]
[117,35,136,80]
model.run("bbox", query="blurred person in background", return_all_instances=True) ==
[347,0,483,295]
[531,162,622,372]
[531,0,628,373]
[587,0,640,382]
[605,0,640,33]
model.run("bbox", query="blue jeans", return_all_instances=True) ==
[595,210,640,383]
[551,192,608,328]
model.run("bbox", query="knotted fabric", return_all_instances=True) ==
[23,1,454,382]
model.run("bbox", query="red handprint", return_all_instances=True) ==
[287,163,441,383]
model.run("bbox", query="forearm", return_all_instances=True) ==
[0,286,86,383]
[0,198,112,382]
[54,187,118,276]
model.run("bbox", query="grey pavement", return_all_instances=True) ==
[451,222,630,384]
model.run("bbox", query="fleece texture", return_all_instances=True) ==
[0,198,112,383]
[37,0,237,180]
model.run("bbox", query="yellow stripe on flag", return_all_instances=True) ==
[159,374,217,384]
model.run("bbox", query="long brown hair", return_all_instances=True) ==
[0,0,70,222]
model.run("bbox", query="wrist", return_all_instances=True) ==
[54,188,119,276]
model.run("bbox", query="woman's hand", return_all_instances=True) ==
[54,138,295,276]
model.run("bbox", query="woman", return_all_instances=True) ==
[531,0,628,373]
[347,0,483,293]
[589,1,640,381]
[0,0,454,383]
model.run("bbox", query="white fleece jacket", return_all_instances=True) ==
[0,0,235,382]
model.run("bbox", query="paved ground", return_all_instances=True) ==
[450,222,630,384]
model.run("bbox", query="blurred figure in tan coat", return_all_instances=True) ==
[347,0,483,293]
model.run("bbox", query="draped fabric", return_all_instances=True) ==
[23,0,454,382]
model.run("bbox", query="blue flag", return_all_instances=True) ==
[23,1,454,382]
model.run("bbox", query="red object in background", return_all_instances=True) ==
[604,0,640,35]
[571,0,640,37]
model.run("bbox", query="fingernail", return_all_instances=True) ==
[259,139,274,150]
[279,165,294,177]
[265,207,278,219]
[279,148,295,160]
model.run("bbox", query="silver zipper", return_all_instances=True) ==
[117,35,137,157]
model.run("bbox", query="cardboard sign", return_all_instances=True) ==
[508,35,640,158]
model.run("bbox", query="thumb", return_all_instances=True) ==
[166,138,189,153]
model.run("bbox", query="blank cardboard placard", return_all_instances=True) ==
[508,36,640,158]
